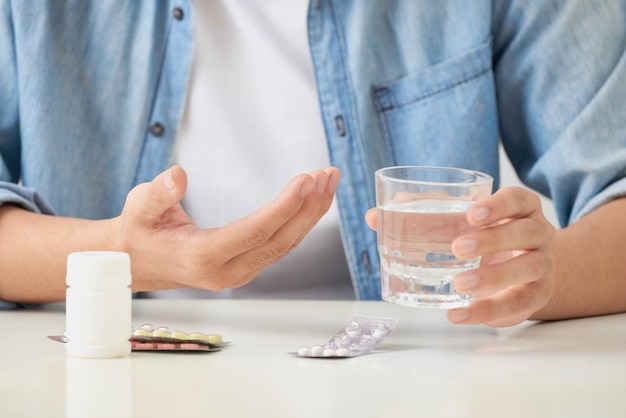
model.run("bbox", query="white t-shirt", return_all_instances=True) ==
[160,0,354,299]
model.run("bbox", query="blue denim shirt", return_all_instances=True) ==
[1,0,626,303]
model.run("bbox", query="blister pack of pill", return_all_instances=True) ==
[129,324,227,352]
[290,315,397,358]
[48,323,228,352]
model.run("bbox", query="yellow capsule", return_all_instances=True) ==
[189,332,222,345]
[132,329,152,337]
[152,327,171,338]
[170,331,190,341]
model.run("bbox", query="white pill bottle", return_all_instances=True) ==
[66,251,132,358]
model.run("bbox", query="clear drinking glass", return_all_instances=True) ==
[375,166,493,309]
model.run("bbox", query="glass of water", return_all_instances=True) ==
[375,166,493,309]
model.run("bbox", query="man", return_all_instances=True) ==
[1,1,625,327]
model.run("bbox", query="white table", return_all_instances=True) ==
[1,299,625,418]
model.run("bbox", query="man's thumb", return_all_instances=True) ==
[123,166,188,222]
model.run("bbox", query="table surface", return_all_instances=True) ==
[1,299,625,418]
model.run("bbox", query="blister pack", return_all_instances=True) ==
[290,315,397,358]
[129,324,227,352]
[49,323,228,352]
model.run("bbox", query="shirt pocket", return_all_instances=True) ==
[372,39,499,177]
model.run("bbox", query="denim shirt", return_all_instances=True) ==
[1,0,625,302]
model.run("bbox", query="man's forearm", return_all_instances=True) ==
[0,205,118,303]
[532,197,626,320]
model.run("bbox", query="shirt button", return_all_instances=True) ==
[172,7,184,20]
[361,250,372,274]
[150,123,165,137]
[335,115,346,137]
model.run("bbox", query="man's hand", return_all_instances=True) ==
[366,186,556,327]
[116,165,341,292]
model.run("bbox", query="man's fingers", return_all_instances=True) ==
[454,251,553,298]
[218,168,340,279]
[452,217,550,260]
[467,186,543,227]
[365,208,377,231]
[288,167,340,250]
[205,172,315,263]
[235,169,332,269]
[448,277,552,327]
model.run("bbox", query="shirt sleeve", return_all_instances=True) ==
[492,0,626,227]
[0,1,55,215]
[0,182,56,214]
[0,2,53,308]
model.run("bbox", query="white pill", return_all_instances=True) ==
[345,321,362,336]
[310,345,324,356]
[297,346,312,357]
[335,334,352,346]
[371,327,388,339]
[335,348,351,357]
[361,335,376,347]
[322,348,336,357]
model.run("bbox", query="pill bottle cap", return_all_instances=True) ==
[66,251,131,289]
